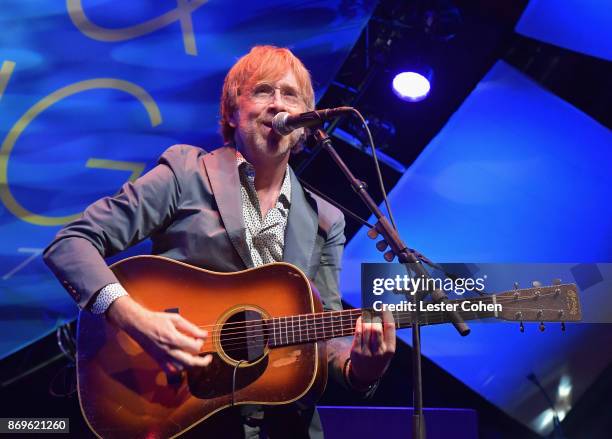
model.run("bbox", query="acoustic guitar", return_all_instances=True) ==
[76,255,582,438]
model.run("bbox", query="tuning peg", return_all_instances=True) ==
[376,240,388,251]
[552,278,561,285]
[539,322,545,332]
[532,281,542,288]
[561,322,566,332]
[384,250,395,262]
[367,228,379,239]
[519,321,525,333]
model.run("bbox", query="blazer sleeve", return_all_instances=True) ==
[312,215,346,313]
[43,144,195,309]
[312,213,379,398]
[311,214,352,389]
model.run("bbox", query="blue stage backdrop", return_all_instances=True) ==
[515,0,612,61]
[0,0,377,359]
[340,60,612,435]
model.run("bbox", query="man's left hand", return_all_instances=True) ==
[348,310,396,389]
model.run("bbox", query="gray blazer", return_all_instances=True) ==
[43,144,346,312]
[43,145,352,437]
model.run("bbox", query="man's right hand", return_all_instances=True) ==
[106,295,212,374]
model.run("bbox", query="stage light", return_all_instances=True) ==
[534,408,554,431]
[392,71,431,102]
[557,375,572,399]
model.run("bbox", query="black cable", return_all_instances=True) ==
[349,108,398,231]
[231,360,247,406]
[298,179,374,229]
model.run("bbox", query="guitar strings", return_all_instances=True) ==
[194,289,567,336]
[200,302,570,349]
[210,300,568,347]
[193,287,568,332]
[215,306,565,347]
[212,308,570,356]
[209,303,570,353]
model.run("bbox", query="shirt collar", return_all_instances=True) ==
[235,151,291,205]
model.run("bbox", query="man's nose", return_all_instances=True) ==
[268,89,288,110]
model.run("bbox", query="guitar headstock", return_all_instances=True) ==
[495,281,581,326]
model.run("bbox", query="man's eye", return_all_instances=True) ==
[253,85,274,95]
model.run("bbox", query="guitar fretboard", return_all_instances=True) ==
[267,310,361,348]
[266,296,500,348]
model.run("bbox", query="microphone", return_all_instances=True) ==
[271,107,353,135]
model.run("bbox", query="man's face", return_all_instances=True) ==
[230,70,307,162]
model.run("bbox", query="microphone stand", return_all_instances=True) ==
[313,129,470,439]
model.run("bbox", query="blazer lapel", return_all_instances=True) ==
[284,167,318,275]
[203,146,253,269]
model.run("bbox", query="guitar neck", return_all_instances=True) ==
[267,296,499,348]
[268,279,582,348]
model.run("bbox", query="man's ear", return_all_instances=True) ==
[228,110,238,128]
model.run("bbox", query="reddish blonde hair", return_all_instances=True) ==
[220,45,315,144]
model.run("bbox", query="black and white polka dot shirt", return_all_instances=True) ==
[236,151,291,266]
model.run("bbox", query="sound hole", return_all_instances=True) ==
[220,309,268,363]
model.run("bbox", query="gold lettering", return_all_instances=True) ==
[67,0,208,56]
[0,61,16,102]
[0,77,162,226]
[86,159,145,183]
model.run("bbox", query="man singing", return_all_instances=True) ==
[44,45,395,438]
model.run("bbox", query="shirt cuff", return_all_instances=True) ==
[90,283,128,315]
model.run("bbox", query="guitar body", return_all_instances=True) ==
[77,256,327,439]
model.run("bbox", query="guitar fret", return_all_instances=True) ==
[309,314,314,342]
[351,312,358,336]
[329,311,338,337]
[269,310,383,345]
[322,313,326,338]
[334,312,340,336]
[284,316,288,346]
[321,313,325,340]
[349,312,354,336]
[275,317,280,347]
